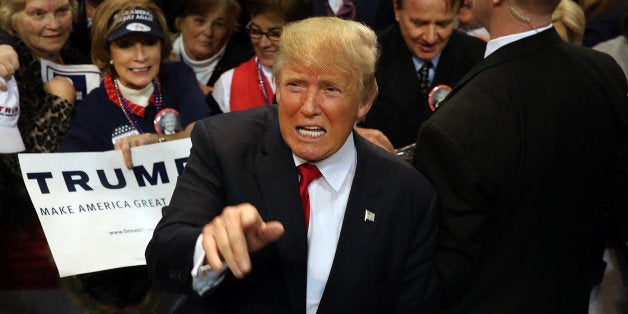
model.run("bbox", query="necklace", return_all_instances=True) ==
[255,57,271,105]
[104,75,162,134]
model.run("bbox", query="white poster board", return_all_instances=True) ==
[40,59,102,101]
[18,139,192,277]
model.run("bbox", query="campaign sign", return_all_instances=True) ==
[40,59,102,101]
[18,139,192,277]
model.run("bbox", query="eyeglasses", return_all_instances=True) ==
[246,22,282,42]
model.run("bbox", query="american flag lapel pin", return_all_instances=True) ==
[364,209,375,222]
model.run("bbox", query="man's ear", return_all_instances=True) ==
[357,91,376,121]
[275,87,282,105]
[393,0,401,22]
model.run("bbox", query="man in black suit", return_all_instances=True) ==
[146,16,439,313]
[414,0,628,312]
[357,0,486,149]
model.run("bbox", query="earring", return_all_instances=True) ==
[109,60,114,65]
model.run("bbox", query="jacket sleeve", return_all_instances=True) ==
[415,119,497,306]
[145,119,226,294]
[0,29,15,47]
[395,189,441,313]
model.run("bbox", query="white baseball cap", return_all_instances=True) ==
[0,76,25,153]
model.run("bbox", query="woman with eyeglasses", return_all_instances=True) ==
[210,0,312,113]
[170,0,252,102]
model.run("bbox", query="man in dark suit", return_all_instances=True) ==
[146,17,439,313]
[357,0,486,149]
[414,0,628,312]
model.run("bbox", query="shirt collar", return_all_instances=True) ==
[412,52,442,73]
[293,133,356,192]
[484,24,553,58]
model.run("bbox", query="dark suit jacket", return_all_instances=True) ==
[312,0,394,31]
[415,28,628,313]
[360,24,486,148]
[146,105,440,313]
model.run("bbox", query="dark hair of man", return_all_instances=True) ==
[396,0,461,12]
[514,0,561,15]
[247,0,313,23]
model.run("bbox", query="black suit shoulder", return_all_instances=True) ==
[434,31,486,86]
[446,31,486,56]
[196,105,277,139]
[192,105,282,164]
[361,25,485,148]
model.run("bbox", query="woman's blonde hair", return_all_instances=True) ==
[552,0,586,44]
[0,0,78,35]
[91,0,172,76]
[272,16,379,103]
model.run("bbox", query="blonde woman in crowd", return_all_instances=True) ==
[552,0,586,44]
[0,0,88,311]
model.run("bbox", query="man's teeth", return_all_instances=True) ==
[298,127,324,137]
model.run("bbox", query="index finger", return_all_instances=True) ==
[221,206,262,275]
[122,145,133,169]
[114,140,134,169]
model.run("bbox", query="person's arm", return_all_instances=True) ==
[43,76,75,102]
[114,122,196,169]
[0,30,19,91]
[116,63,211,169]
[145,121,283,294]
[200,203,284,280]
[0,29,15,47]
[394,190,440,312]
[415,119,496,306]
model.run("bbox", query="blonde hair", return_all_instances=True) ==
[272,16,379,102]
[0,0,78,35]
[552,0,585,44]
[90,0,172,75]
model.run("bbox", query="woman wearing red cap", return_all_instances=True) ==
[59,0,209,311]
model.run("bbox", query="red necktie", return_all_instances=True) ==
[297,164,322,232]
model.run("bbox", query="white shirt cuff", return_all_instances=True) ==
[191,234,228,296]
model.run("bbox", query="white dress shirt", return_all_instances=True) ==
[412,53,442,84]
[294,133,356,314]
[484,24,553,58]
[191,134,357,314]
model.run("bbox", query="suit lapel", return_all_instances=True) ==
[317,134,382,312]
[253,119,308,313]
[433,31,466,87]
[384,25,424,137]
